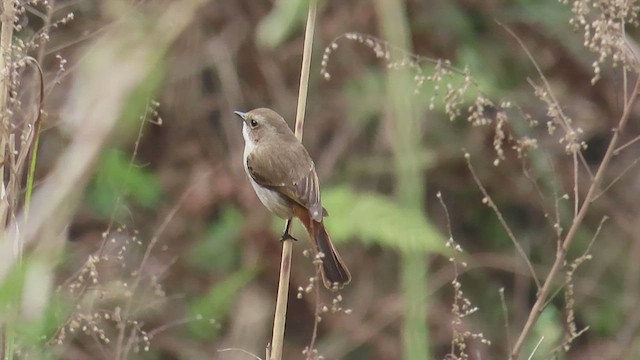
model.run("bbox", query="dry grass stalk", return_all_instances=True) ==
[269,1,317,360]
[0,0,16,261]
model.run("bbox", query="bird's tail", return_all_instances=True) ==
[294,205,351,290]
[309,220,351,290]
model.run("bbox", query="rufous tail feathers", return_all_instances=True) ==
[310,220,351,290]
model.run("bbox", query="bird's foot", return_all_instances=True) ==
[279,233,298,242]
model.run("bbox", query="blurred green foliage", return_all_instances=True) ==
[583,282,625,335]
[187,206,245,271]
[0,259,71,359]
[0,264,23,308]
[512,0,572,31]
[257,0,308,47]
[187,268,257,340]
[323,186,446,254]
[15,299,68,358]
[524,306,563,358]
[345,70,386,126]
[88,149,163,218]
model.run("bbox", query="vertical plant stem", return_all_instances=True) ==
[270,240,293,360]
[374,0,430,358]
[0,0,13,133]
[293,0,316,142]
[269,1,316,359]
[0,1,15,358]
[400,252,429,359]
[0,0,15,226]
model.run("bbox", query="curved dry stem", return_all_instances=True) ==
[218,348,263,360]
[23,57,45,221]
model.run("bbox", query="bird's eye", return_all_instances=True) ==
[250,119,258,128]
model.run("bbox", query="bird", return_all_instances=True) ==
[234,108,351,290]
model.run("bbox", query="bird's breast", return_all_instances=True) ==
[242,126,293,219]
[247,176,293,219]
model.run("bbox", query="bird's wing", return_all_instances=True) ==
[246,142,324,221]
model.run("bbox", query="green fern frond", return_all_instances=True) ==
[322,186,447,254]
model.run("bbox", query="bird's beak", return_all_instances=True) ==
[234,111,247,120]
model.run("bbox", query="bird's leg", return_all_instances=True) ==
[279,218,298,242]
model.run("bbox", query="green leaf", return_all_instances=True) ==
[187,268,257,340]
[256,0,308,48]
[322,186,447,254]
[187,206,245,271]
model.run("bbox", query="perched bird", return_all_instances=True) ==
[235,108,351,290]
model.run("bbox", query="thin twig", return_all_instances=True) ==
[520,154,561,239]
[465,153,541,289]
[541,216,607,311]
[573,152,578,217]
[218,348,263,360]
[510,77,640,359]
[502,22,594,183]
[305,278,321,359]
[500,22,572,135]
[51,111,153,339]
[593,156,640,200]
[499,288,512,355]
[269,1,317,360]
[613,133,640,155]
[526,336,545,360]
[436,192,454,243]
[114,185,195,360]
[436,191,461,357]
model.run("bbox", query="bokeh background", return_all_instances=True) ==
[3,0,640,359]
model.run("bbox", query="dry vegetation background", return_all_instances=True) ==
[2,0,640,359]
